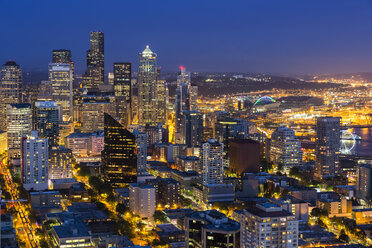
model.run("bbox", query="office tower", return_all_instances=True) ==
[7,104,32,159]
[52,49,74,79]
[200,139,224,185]
[0,61,23,131]
[133,129,147,176]
[129,183,156,220]
[185,210,240,248]
[229,139,260,174]
[215,117,249,165]
[137,45,158,125]
[154,78,167,124]
[81,92,116,133]
[315,117,341,179]
[240,203,298,248]
[52,49,72,63]
[175,66,193,131]
[114,63,131,126]
[83,31,104,90]
[270,126,303,171]
[21,131,49,191]
[49,146,73,179]
[215,117,249,144]
[356,164,372,202]
[180,110,203,147]
[144,123,169,145]
[49,63,73,121]
[189,85,198,111]
[102,113,137,187]
[34,101,60,147]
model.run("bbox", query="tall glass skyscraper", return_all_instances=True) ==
[114,62,131,126]
[102,113,137,188]
[52,49,72,63]
[138,45,158,125]
[0,61,23,131]
[49,63,73,121]
[84,31,104,90]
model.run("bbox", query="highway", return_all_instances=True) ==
[0,155,38,248]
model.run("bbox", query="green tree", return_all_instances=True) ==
[153,210,168,223]
[338,229,350,243]
[116,203,128,214]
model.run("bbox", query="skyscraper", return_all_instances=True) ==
[102,113,137,187]
[133,129,148,176]
[81,91,116,133]
[49,146,73,179]
[175,66,192,129]
[270,125,303,171]
[356,164,372,202]
[7,103,32,159]
[180,110,203,147]
[114,62,131,126]
[21,131,49,191]
[52,49,74,79]
[49,63,73,121]
[52,49,72,63]
[34,101,60,147]
[315,117,341,179]
[138,45,158,125]
[83,31,104,90]
[200,139,224,185]
[0,61,23,131]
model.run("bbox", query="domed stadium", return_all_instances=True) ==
[254,96,275,106]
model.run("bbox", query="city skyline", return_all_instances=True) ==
[1,0,372,74]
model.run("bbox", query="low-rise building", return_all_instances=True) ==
[156,224,185,248]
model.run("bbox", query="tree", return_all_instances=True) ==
[153,210,168,224]
[39,239,50,248]
[117,219,135,238]
[106,193,116,203]
[338,229,350,243]
[116,203,128,214]
[88,176,102,191]
[152,239,168,248]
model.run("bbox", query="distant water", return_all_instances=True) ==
[350,128,372,157]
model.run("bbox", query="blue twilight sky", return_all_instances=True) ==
[1,0,372,75]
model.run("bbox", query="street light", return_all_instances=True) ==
[0,189,28,248]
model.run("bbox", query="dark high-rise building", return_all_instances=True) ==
[102,113,137,187]
[34,101,61,147]
[185,210,240,248]
[0,61,23,131]
[114,62,131,126]
[229,139,260,175]
[314,117,341,180]
[175,66,191,131]
[83,31,104,90]
[356,164,372,202]
[180,110,203,147]
[52,50,72,63]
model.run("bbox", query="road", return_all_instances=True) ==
[0,156,38,248]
